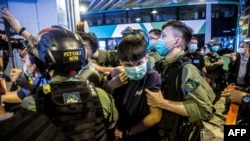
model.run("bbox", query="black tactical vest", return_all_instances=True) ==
[35,81,107,141]
[155,57,190,141]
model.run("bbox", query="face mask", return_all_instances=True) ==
[189,44,198,51]
[211,46,219,52]
[23,65,33,77]
[155,39,168,56]
[237,48,245,54]
[124,62,147,80]
[200,50,205,55]
[147,40,154,51]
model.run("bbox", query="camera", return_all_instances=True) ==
[0,30,25,71]
[0,37,25,50]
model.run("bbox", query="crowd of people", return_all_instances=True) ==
[0,7,250,141]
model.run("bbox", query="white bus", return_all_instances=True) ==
[81,0,240,51]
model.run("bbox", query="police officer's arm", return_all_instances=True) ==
[104,50,121,67]
[200,56,207,73]
[93,63,115,74]
[204,55,221,70]
[182,64,215,122]
[128,107,162,136]
[223,52,237,65]
[223,52,237,61]
[145,89,188,116]
[95,87,119,129]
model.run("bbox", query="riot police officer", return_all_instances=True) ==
[184,36,207,73]
[204,39,226,105]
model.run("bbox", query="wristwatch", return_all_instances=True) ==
[242,95,250,104]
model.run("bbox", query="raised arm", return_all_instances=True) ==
[1,8,31,39]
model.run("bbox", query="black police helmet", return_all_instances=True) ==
[121,26,149,46]
[77,32,98,54]
[29,28,87,75]
[207,39,222,49]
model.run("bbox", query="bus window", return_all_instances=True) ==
[179,5,206,20]
[212,4,235,19]
[128,9,151,23]
[152,7,176,22]
[81,1,240,51]
[105,11,126,24]
[85,13,104,26]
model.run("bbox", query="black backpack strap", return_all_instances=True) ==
[153,58,165,75]
[169,59,189,141]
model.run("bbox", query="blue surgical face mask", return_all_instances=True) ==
[23,65,33,77]
[147,40,154,51]
[124,62,147,80]
[155,39,168,56]
[211,46,219,52]
[189,44,198,52]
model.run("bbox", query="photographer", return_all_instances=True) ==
[2,48,50,112]
[204,39,226,107]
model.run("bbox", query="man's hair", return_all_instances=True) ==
[243,41,250,48]
[28,52,50,78]
[191,36,198,42]
[149,29,161,37]
[162,20,193,48]
[121,27,149,45]
[117,35,147,62]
